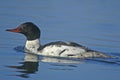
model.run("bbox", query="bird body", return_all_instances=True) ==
[6,22,113,59]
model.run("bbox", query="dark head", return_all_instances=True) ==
[6,22,41,40]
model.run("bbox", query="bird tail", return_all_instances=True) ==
[83,51,117,59]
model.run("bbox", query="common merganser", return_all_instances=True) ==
[6,22,113,58]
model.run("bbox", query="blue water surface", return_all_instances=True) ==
[0,0,120,80]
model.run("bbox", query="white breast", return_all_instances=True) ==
[25,39,40,53]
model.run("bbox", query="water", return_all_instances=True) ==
[0,0,120,80]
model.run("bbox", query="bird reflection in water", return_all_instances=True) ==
[6,53,39,78]
[7,61,39,78]
[6,53,81,78]
[6,46,81,78]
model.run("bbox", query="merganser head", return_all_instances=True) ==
[6,22,41,40]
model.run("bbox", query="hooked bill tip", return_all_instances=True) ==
[6,29,11,31]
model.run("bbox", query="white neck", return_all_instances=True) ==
[25,39,40,53]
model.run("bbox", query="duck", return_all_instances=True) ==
[6,22,113,59]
